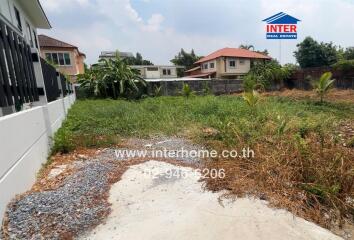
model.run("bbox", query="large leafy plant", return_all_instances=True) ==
[77,52,146,99]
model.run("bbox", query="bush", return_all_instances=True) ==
[332,59,354,72]
[247,60,295,90]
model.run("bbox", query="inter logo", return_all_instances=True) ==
[263,12,301,39]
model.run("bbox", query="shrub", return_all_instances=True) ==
[247,60,295,90]
[332,59,354,72]
[243,74,264,92]
[181,83,195,98]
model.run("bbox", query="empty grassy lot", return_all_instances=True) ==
[53,94,354,231]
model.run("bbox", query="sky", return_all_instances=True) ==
[38,0,354,65]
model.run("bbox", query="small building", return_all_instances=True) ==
[99,51,134,61]
[131,65,184,79]
[38,34,86,82]
[188,47,271,79]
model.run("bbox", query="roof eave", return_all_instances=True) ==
[37,0,52,29]
[21,1,51,29]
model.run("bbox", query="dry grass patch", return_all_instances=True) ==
[262,89,354,103]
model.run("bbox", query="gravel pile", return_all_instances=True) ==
[2,160,118,239]
[1,137,203,239]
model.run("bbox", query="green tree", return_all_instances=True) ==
[171,49,202,77]
[294,37,339,68]
[344,47,354,60]
[124,52,153,66]
[246,60,294,90]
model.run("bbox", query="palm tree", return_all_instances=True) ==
[239,44,255,51]
[313,72,335,103]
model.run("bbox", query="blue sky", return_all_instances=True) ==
[39,0,354,65]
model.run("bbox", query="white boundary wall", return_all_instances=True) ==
[0,94,76,222]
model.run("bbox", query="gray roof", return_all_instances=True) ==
[130,65,184,68]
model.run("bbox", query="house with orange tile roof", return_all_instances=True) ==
[38,34,86,82]
[186,47,271,79]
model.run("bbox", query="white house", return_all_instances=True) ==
[131,65,184,79]
[0,0,51,115]
[0,0,51,48]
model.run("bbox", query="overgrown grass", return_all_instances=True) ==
[52,95,354,229]
[52,95,353,152]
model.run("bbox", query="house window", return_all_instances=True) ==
[45,53,72,66]
[209,62,215,68]
[58,53,65,65]
[163,69,171,75]
[147,67,158,71]
[26,22,33,47]
[64,53,71,65]
[14,7,22,31]
[52,53,59,65]
[229,60,236,68]
[239,59,245,64]
[203,63,208,69]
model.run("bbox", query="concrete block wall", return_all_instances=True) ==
[0,94,76,223]
[147,79,244,96]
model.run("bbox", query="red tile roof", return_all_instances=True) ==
[38,35,77,48]
[39,35,86,58]
[195,47,271,64]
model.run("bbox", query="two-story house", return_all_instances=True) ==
[38,34,86,82]
[186,47,271,79]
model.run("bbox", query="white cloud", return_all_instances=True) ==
[40,0,90,12]
[142,14,164,32]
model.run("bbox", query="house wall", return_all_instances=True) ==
[40,47,85,81]
[0,94,76,223]
[145,67,160,79]
[131,66,178,79]
[200,60,217,73]
[159,67,177,78]
[225,57,251,74]
[200,57,251,78]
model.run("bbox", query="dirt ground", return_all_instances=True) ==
[79,160,342,240]
[2,137,351,239]
[260,89,354,103]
